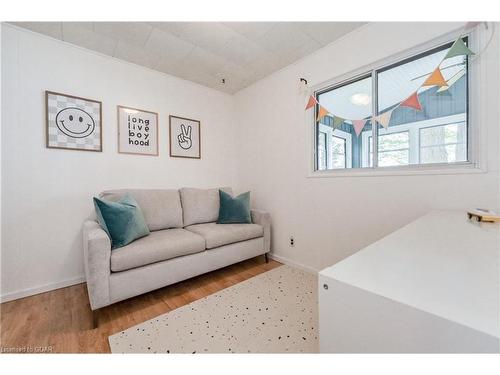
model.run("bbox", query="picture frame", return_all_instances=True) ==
[169,115,201,159]
[117,105,159,156]
[45,90,102,152]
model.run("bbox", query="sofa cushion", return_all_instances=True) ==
[180,187,232,226]
[110,229,205,272]
[217,190,251,224]
[100,189,183,231]
[93,194,150,249]
[185,222,263,249]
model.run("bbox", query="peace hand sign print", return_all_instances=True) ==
[177,124,192,150]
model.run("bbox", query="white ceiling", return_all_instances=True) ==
[11,22,365,94]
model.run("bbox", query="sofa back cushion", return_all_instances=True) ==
[180,187,232,226]
[99,189,183,231]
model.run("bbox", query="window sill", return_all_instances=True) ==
[307,162,487,178]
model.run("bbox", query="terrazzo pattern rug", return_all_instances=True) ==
[108,265,318,353]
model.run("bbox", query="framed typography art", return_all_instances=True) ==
[46,91,102,152]
[117,105,159,156]
[169,115,201,159]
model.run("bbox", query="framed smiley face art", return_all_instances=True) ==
[45,91,102,152]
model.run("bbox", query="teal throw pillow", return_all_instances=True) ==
[93,194,150,249]
[217,190,252,224]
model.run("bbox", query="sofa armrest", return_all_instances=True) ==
[82,220,111,310]
[251,209,271,253]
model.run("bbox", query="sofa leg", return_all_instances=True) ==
[92,309,99,330]
[264,253,269,263]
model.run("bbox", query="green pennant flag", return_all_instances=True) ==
[445,37,475,59]
[333,115,345,129]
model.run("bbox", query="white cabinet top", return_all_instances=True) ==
[320,210,500,338]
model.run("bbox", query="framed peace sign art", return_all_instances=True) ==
[169,115,201,159]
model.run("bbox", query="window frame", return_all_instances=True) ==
[332,129,353,169]
[317,130,328,170]
[308,27,485,178]
[331,134,347,169]
[367,130,411,168]
[418,121,467,164]
[317,124,353,169]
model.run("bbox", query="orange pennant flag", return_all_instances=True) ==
[422,68,448,87]
[316,106,329,122]
[305,95,318,110]
[352,119,367,137]
[400,92,422,111]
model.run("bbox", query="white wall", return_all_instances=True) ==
[234,22,500,272]
[1,24,238,301]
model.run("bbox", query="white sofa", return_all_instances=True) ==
[82,187,271,327]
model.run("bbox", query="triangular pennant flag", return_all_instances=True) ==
[316,106,329,122]
[333,115,345,129]
[373,109,394,129]
[305,95,318,110]
[352,119,367,137]
[445,37,475,60]
[436,68,465,93]
[400,91,422,111]
[422,67,448,87]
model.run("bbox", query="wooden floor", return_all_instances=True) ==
[0,256,281,353]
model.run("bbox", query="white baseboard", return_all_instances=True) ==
[0,254,314,303]
[269,253,319,275]
[0,276,86,303]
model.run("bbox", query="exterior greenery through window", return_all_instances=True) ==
[315,37,469,171]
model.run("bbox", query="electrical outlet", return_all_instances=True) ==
[290,236,295,247]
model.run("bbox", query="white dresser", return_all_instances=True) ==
[319,210,500,353]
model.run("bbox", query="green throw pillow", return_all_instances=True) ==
[217,190,252,224]
[93,194,150,249]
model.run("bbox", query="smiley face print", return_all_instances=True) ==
[55,107,95,138]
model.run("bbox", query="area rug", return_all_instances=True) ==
[108,265,318,353]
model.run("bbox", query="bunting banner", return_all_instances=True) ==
[305,29,479,137]
[422,68,448,87]
[316,106,329,122]
[373,109,394,129]
[445,37,475,59]
[400,92,423,111]
[332,115,345,129]
[305,95,318,110]
[352,119,367,137]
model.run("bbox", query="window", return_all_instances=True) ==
[316,76,372,169]
[317,131,327,170]
[368,131,409,167]
[332,136,347,168]
[317,124,353,170]
[314,36,470,172]
[419,122,467,163]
